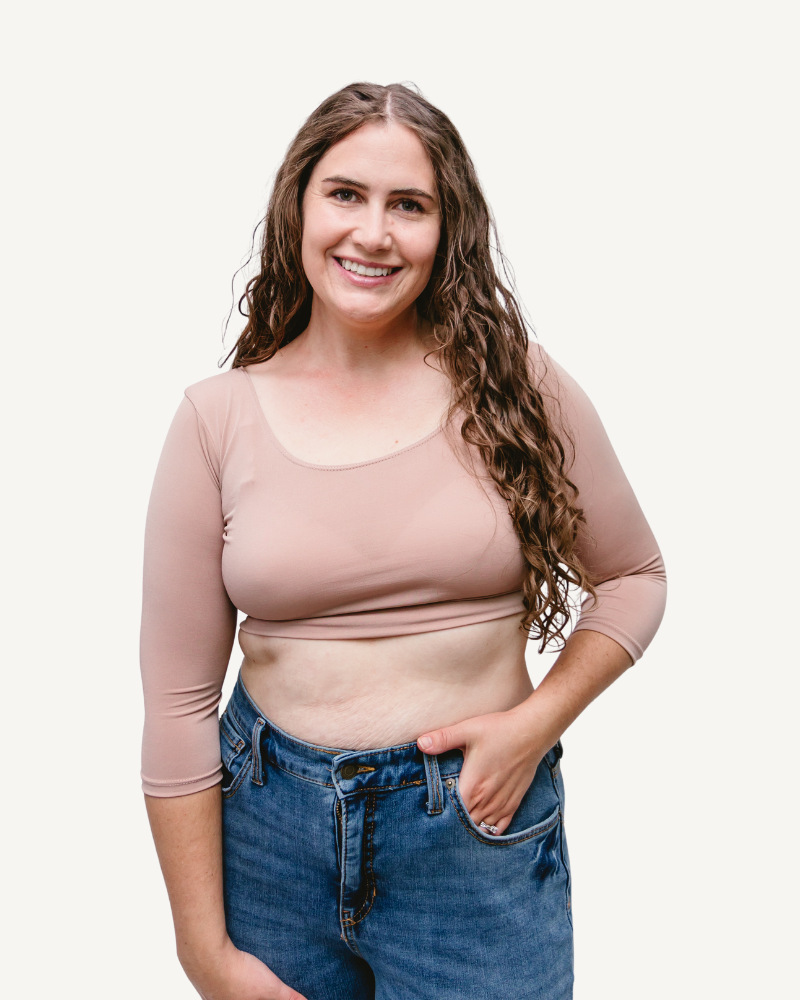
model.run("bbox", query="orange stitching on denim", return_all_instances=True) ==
[225,705,251,743]
[341,792,377,927]
[424,753,443,814]
[222,749,253,799]
[341,884,376,928]
[340,799,348,920]
[270,759,335,788]
[445,785,561,847]
[341,915,366,958]
[356,779,424,792]
[220,721,245,753]
[270,759,425,791]
[338,802,368,956]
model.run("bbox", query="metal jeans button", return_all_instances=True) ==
[341,763,358,779]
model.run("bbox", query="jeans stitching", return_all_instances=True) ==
[339,805,364,954]
[267,757,428,792]
[222,748,253,799]
[446,785,561,846]
[340,800,349,930]
[560,819,573,926]
[229,696,420,761]
[269,758,337,788]
[550,768,573,924]
[341,792,377,928]
[251,719,266,786]
[225,704,250,743]
[424,754,443,815]
[220,719,245,753]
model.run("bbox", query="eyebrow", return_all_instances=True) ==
[321,175,436,202]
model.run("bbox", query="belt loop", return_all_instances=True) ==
[251,717,267,786]
[423,752,443,815]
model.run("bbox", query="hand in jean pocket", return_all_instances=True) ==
[417,706,558,835]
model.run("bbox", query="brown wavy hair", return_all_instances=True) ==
[228,82,595,649]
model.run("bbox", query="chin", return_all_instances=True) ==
[329,293,404,327]
[340,305,400,327]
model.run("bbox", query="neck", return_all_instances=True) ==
[291,299,433,378]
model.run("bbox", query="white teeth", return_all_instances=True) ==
[339,258,394,277]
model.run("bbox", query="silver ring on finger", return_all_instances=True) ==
[480,821,499,834]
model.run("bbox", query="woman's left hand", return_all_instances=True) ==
[417,705,558,835]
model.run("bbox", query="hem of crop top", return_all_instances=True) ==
[241,366,448,471]
[238,591,527,640]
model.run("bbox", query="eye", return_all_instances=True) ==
[332,188,359,203]
[397,199,423,213]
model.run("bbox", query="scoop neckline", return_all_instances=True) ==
[241,367,445,471]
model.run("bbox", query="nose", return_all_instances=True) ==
[351,202,392,255]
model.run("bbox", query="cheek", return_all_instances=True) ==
[403,224,441,280]
[301,205,344,278]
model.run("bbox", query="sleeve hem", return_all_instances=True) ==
[572,619,645,663]
[141,766,223,798]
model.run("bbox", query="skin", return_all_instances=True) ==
[146,121,633,999]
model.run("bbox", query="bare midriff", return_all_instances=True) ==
[238,614,532,750]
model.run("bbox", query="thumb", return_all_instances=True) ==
[417,722,471,755]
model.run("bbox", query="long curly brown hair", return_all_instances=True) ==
[229,82,595,649]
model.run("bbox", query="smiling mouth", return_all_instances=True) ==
[335,257,402,277]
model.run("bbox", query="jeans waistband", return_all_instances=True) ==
[225,673,465,802]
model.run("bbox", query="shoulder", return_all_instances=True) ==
[181,368,252,443]
[525,339,574,402]
[524,340,606,452]
[184,368,249,419]
[183,368,249,409]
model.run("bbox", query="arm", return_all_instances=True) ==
[418,349,666,832]
[142,394,305,999]
[146,788,305,1000]
[419,628,632,834]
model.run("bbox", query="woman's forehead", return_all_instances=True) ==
[312,122,435,191]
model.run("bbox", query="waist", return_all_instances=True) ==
[224,673,468,790]
[237,614,533,749]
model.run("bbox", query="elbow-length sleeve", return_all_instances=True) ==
[139,395,237,797]
[536,347,667,662]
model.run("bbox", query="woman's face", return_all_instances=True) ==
[301,122,441,329]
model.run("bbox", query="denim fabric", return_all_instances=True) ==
[221,675,574,999]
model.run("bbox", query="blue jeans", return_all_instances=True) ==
[221,674,574,999]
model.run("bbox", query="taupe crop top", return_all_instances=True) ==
[140,347,666,796]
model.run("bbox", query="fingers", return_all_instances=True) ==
[458,769,531,836]
[466,790,517,836]
[417,721,471,754]
[418,710,545,836]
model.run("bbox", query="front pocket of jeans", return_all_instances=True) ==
[219,711,251,799]
[447,776,561,847]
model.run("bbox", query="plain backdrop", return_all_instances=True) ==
[2,1,798,997]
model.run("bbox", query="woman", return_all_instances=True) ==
[141,82,666,1000]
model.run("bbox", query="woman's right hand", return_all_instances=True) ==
[185,938,308,1000]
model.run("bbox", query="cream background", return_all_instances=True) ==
[2,2,797,996]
